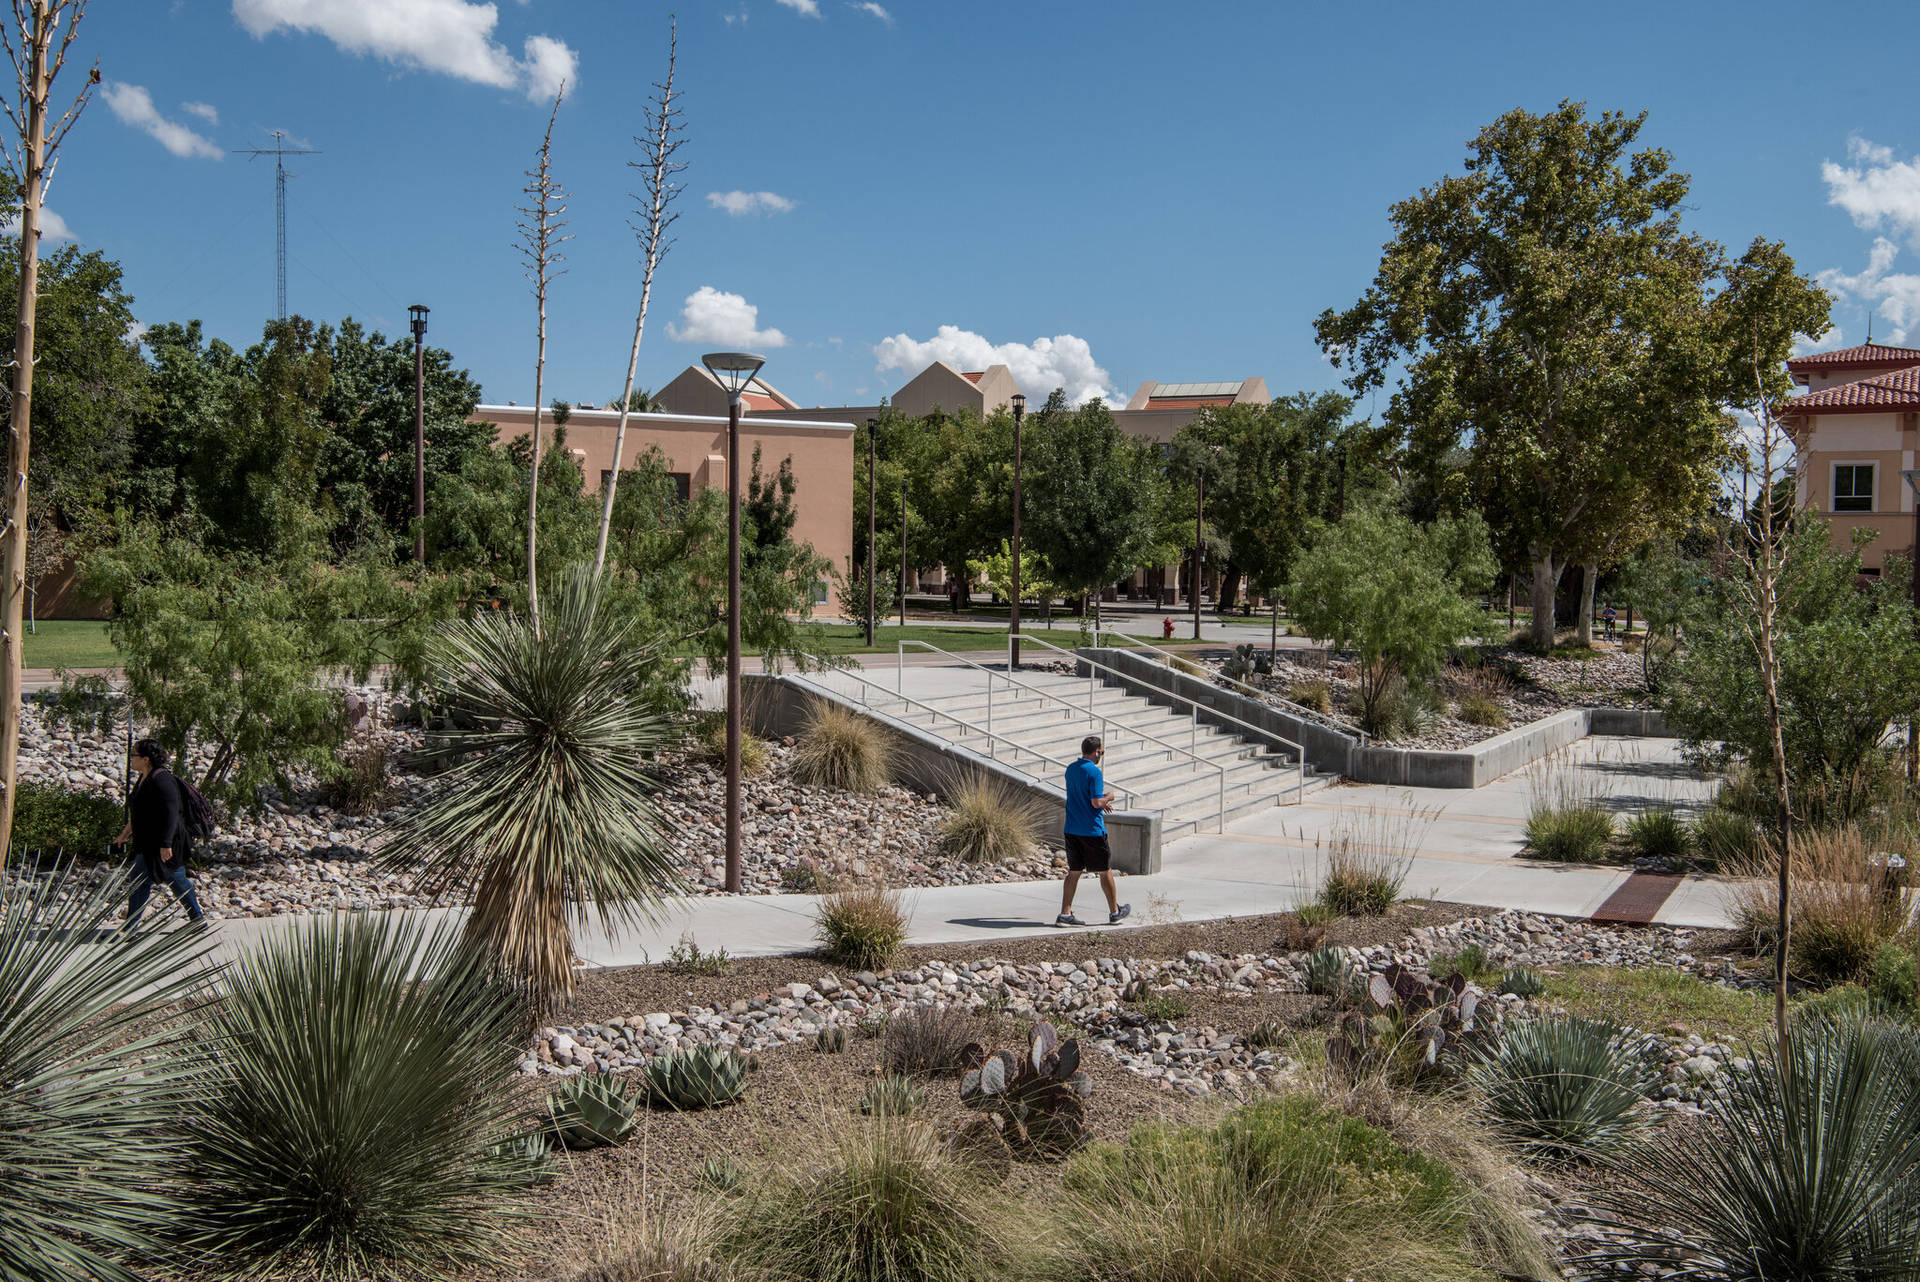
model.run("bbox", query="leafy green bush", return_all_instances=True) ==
[1593,1009,1920,1277]
[791,699,892,793]
[1867,942,1918,1015]
[721,1120,1008,1282]
[816,879,909,970]
[1455,692,1507,728]
[8,781,122,858]
[1467,1015,1660,1160]
[1625,806,1691,860]
[0,859,214,1280]
[1691,806,1765,868]
[937,772,1047,864]
[1057,1096,1502,1282]
[1524,805,1614,862]
[177,913,532,1277]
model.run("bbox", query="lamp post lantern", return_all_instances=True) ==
[703,350,767,895]
[409,304,429,563]
[1010,392,1026,669]
[865,418,878,647]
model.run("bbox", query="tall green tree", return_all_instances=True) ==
[1316,101,1737,650]
[908,407,1013,606]
[1025,396,1168,613]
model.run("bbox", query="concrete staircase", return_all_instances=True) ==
[828,666,1331,839]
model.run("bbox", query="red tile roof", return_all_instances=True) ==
[1784,342,1920,374]
[1780,367,1920,414]
[961,371,984,384]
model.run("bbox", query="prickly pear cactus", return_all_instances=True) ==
[959,1020,1093,1159]
[1326,963,1485,1083]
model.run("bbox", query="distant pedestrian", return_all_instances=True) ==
[1058,736,1130,927]
[117,738,205,929]
[1602,604,1618,641]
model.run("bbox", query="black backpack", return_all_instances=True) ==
[173,772,217,843]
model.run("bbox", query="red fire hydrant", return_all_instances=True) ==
[1162,617,1175,640]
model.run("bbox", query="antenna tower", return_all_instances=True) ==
[232,130,319,320]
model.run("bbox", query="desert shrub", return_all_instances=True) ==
[1288,677,1332,714]
[882,1004,978,1078]
[1691,806,1765,869]
[1593,1008,1920,1278]
[816,879,909,970]
[1247,1015,1289,1049]
[1138,993,1192,1023]
[1498,965,1548,999]
[1466,1015,1660,1160]
[859,1075,922,1117]
[0,859,213,1280]
[1303,945,1357,997]
[1727,827,1915,985]
[666,933,732,975]
[8,780,123,858]
[177,913,532,1277]
[1867,942,1919,1015]
[1524,805,1614,862]
[688,710,769,776]
[1454,691,1507,728]
[1056,1096,1493,1282]
[573,1230,728,1282]
[790,699,891,793]
[1354,672,1433,741]
[1320,842,1405,916]
[1625,806,1690,860]
[324,739,397,816]
[1293,900,1337,928]
[1170,654,1207,678]
[937,772,1047,864]
[720,1120,1008,1282]
[1428,944,1488,982]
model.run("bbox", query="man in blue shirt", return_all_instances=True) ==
[1059,735,1131,927]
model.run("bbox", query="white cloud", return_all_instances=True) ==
[232,0,578,101]
[1818,237,1920,345]
[667,286,789,349]
[102,83,222,159]
[707,189,795,216]
[848,2,891,23]
[2,206,73,242]
[180,100,219,124]
[872,326,1119,406]
[125,319,150,345]
[1822,135,1920,252]
[723,10,748,25]
[775,0,821,16]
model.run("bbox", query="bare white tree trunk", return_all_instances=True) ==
[1575,561,1597,648]
[516,84,570,637]
[1,0,92,864]
[593,19,683,579]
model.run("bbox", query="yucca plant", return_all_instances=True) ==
[1466,1015,1660,1160]
[0,858,214,1282]
[384,567,688,1010]
[1497,965,1547,999]
[176,913,534,1280]
[1591,1009,1920,1278]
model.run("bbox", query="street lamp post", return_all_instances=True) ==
[1192,468,1205,641]
[703,350,767,895]
[900,476,909,627]
[865,418,877,647]
[409,304,429,562]
[1010,393,1026,669]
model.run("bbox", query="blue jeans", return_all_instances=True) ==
[127,856,204,927]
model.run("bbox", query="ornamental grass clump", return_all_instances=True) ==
[1466,1014,1660,1160]
[937,771,1048,864]
[1690,806,1765,869]
[790,698,892,793]
[1591,1009,1920,1279]
[1054,1096,1495,1282]
[881,1004,978,1078]
[1316,806,1423,916]
[1726,826,1916,986]
[0,859,215,1282]
[176,913,534,1280]
[816,878,909,970]
[1524,805,1615,862]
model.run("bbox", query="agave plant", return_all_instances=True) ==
[383,566,688,1010]
[1303,943,1358,997]
[0,858,214,1282]
[959,1020,1093,1158]
[641,1045,751,1111]
[1497,964,1548,998]
[1591,1009,1920,1278]
[547,1073,641,1149]
[1466,1014,1660,1160]
[176,913,534,1279]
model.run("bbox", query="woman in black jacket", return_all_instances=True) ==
[116,738,206,928]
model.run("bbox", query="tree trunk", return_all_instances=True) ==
[1528,548,1560,651]
[1270,598,1278,661]
[1506,573,1515,631]
[1575,561,1597,648]
[1,18,50,864]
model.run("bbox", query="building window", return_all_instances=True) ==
[1833,463,1876,513]
[669,472,691,504]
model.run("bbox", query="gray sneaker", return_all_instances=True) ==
[1055,912,1087,927]
[1109,904,1132,925]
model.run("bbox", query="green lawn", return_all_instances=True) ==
[1544,966,1775,1043]
[21,620,118,670]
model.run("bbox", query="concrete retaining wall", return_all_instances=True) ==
[1080,648,1673,790]
[742,672,1161,875]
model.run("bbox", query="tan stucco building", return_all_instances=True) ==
[476,404,856,589]
[1778,342,1920,572]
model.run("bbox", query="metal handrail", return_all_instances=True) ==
[800,666,1141,810]
[1094,627,1369,748]
[892,639,1231,830]
[1018,632,1308,806]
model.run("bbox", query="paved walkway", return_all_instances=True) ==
[181,734,1733,974]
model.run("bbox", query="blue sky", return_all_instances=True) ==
[44,0,1920,414]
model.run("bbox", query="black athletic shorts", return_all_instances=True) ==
[1064,832,1111,872]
